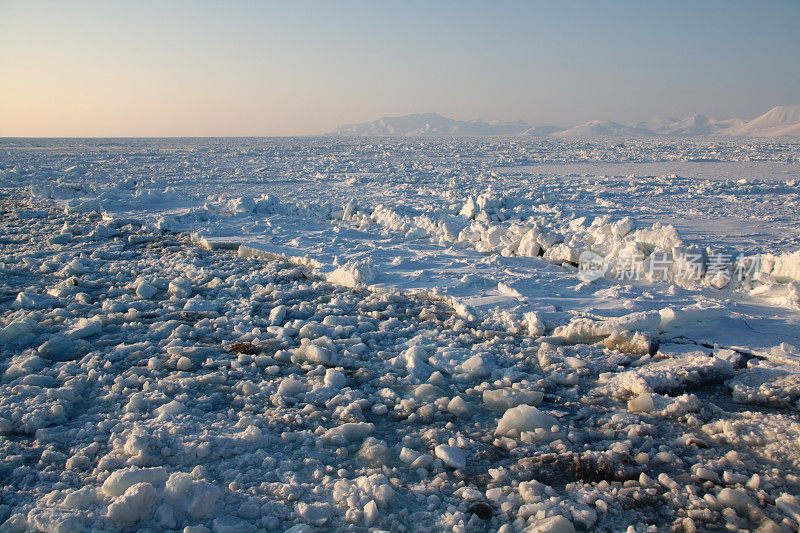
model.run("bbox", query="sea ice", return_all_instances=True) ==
[496,405,560,440]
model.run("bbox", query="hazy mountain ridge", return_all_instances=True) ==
[332,113,531,136]
[550,120,655,138]
[331,105,800,138]
[723,105,800,137]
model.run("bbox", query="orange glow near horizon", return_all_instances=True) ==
[1,1,798,137]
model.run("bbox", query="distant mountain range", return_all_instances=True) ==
[331,113,531,136]
[330,105,800,138]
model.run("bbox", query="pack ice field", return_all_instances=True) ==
[1,137,799,533]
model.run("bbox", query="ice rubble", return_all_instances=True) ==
[2,138,800,532]
[175,185,800,369]
[727,360,800,409]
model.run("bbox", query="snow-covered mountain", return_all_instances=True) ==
[330,106,800,138]
[632,116,681,132]
[331,113,530,136]
[649,114,744,136]
[520,125,569,137]
[723,105,800,137]
[550,120,653,138]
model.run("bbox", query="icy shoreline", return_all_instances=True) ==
[2,191,800,532]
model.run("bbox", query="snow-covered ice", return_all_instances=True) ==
[1,137,800,532]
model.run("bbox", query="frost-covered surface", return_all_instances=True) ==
[1,138,800,532]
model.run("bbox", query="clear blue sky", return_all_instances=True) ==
[1,0,798,136]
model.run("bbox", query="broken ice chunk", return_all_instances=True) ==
[524,515,575,533]
[403,345,433,381]
[168,278,192,298]
[603,330,652,355]
[483,388,543,411]
[460,353,495,378]
[627,393,654,413]
[107,482,157,525]
[101,467,169,498]
[322,422,374,445]
[296,502,332,527]
[434,445,467,469]
[66,317,102,339]
[496,405,560,440]
[277,378,306,397]
[324,368,346,388]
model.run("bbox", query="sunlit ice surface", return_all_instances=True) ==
[1,136,800,532]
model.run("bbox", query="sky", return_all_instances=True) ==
[0,0,798,137]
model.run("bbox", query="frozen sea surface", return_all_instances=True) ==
[2,137,799,352]
[3,137,798,254]
[1,137,800,532]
